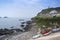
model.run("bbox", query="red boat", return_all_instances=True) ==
[41,29,52,36]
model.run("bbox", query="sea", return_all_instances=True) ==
[0,17,31,29]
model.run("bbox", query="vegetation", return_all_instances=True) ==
[34,16,60,28]
[32,7,60,28]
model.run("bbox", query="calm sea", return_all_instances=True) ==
[0,17,30,29]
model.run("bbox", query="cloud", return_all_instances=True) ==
[0,0,47,18]
[0,0,60,18]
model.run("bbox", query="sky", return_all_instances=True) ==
[0,0,60,18]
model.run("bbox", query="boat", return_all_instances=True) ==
[32,34,41,39]
[41,28,52,36]
[52,28,60,32]
[42,31,52,36]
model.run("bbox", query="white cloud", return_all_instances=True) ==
[0,0,51,18]
[1,0,41,17]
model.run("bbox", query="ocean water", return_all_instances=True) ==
[0,17,30,29]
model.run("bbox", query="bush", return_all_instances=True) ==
[34,16,60,28]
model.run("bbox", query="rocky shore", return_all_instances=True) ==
[3,22,38,40]
[4,30,60,40]
[2,22,60,40]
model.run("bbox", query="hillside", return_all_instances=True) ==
[30,7,60,40]
[37,7,60,16]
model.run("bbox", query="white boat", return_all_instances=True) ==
[52,28,60,32]
[32,34,41,39]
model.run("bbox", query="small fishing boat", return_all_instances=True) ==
[42,31,52,36]
[52,28,60,32]
[32,34,41,39]
[41,27,52,36]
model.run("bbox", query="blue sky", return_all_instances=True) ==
[0,0,60,18]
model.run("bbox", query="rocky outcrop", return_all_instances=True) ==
[4,22,38,40]
[36,7,60,18]
[37,7,60,15]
